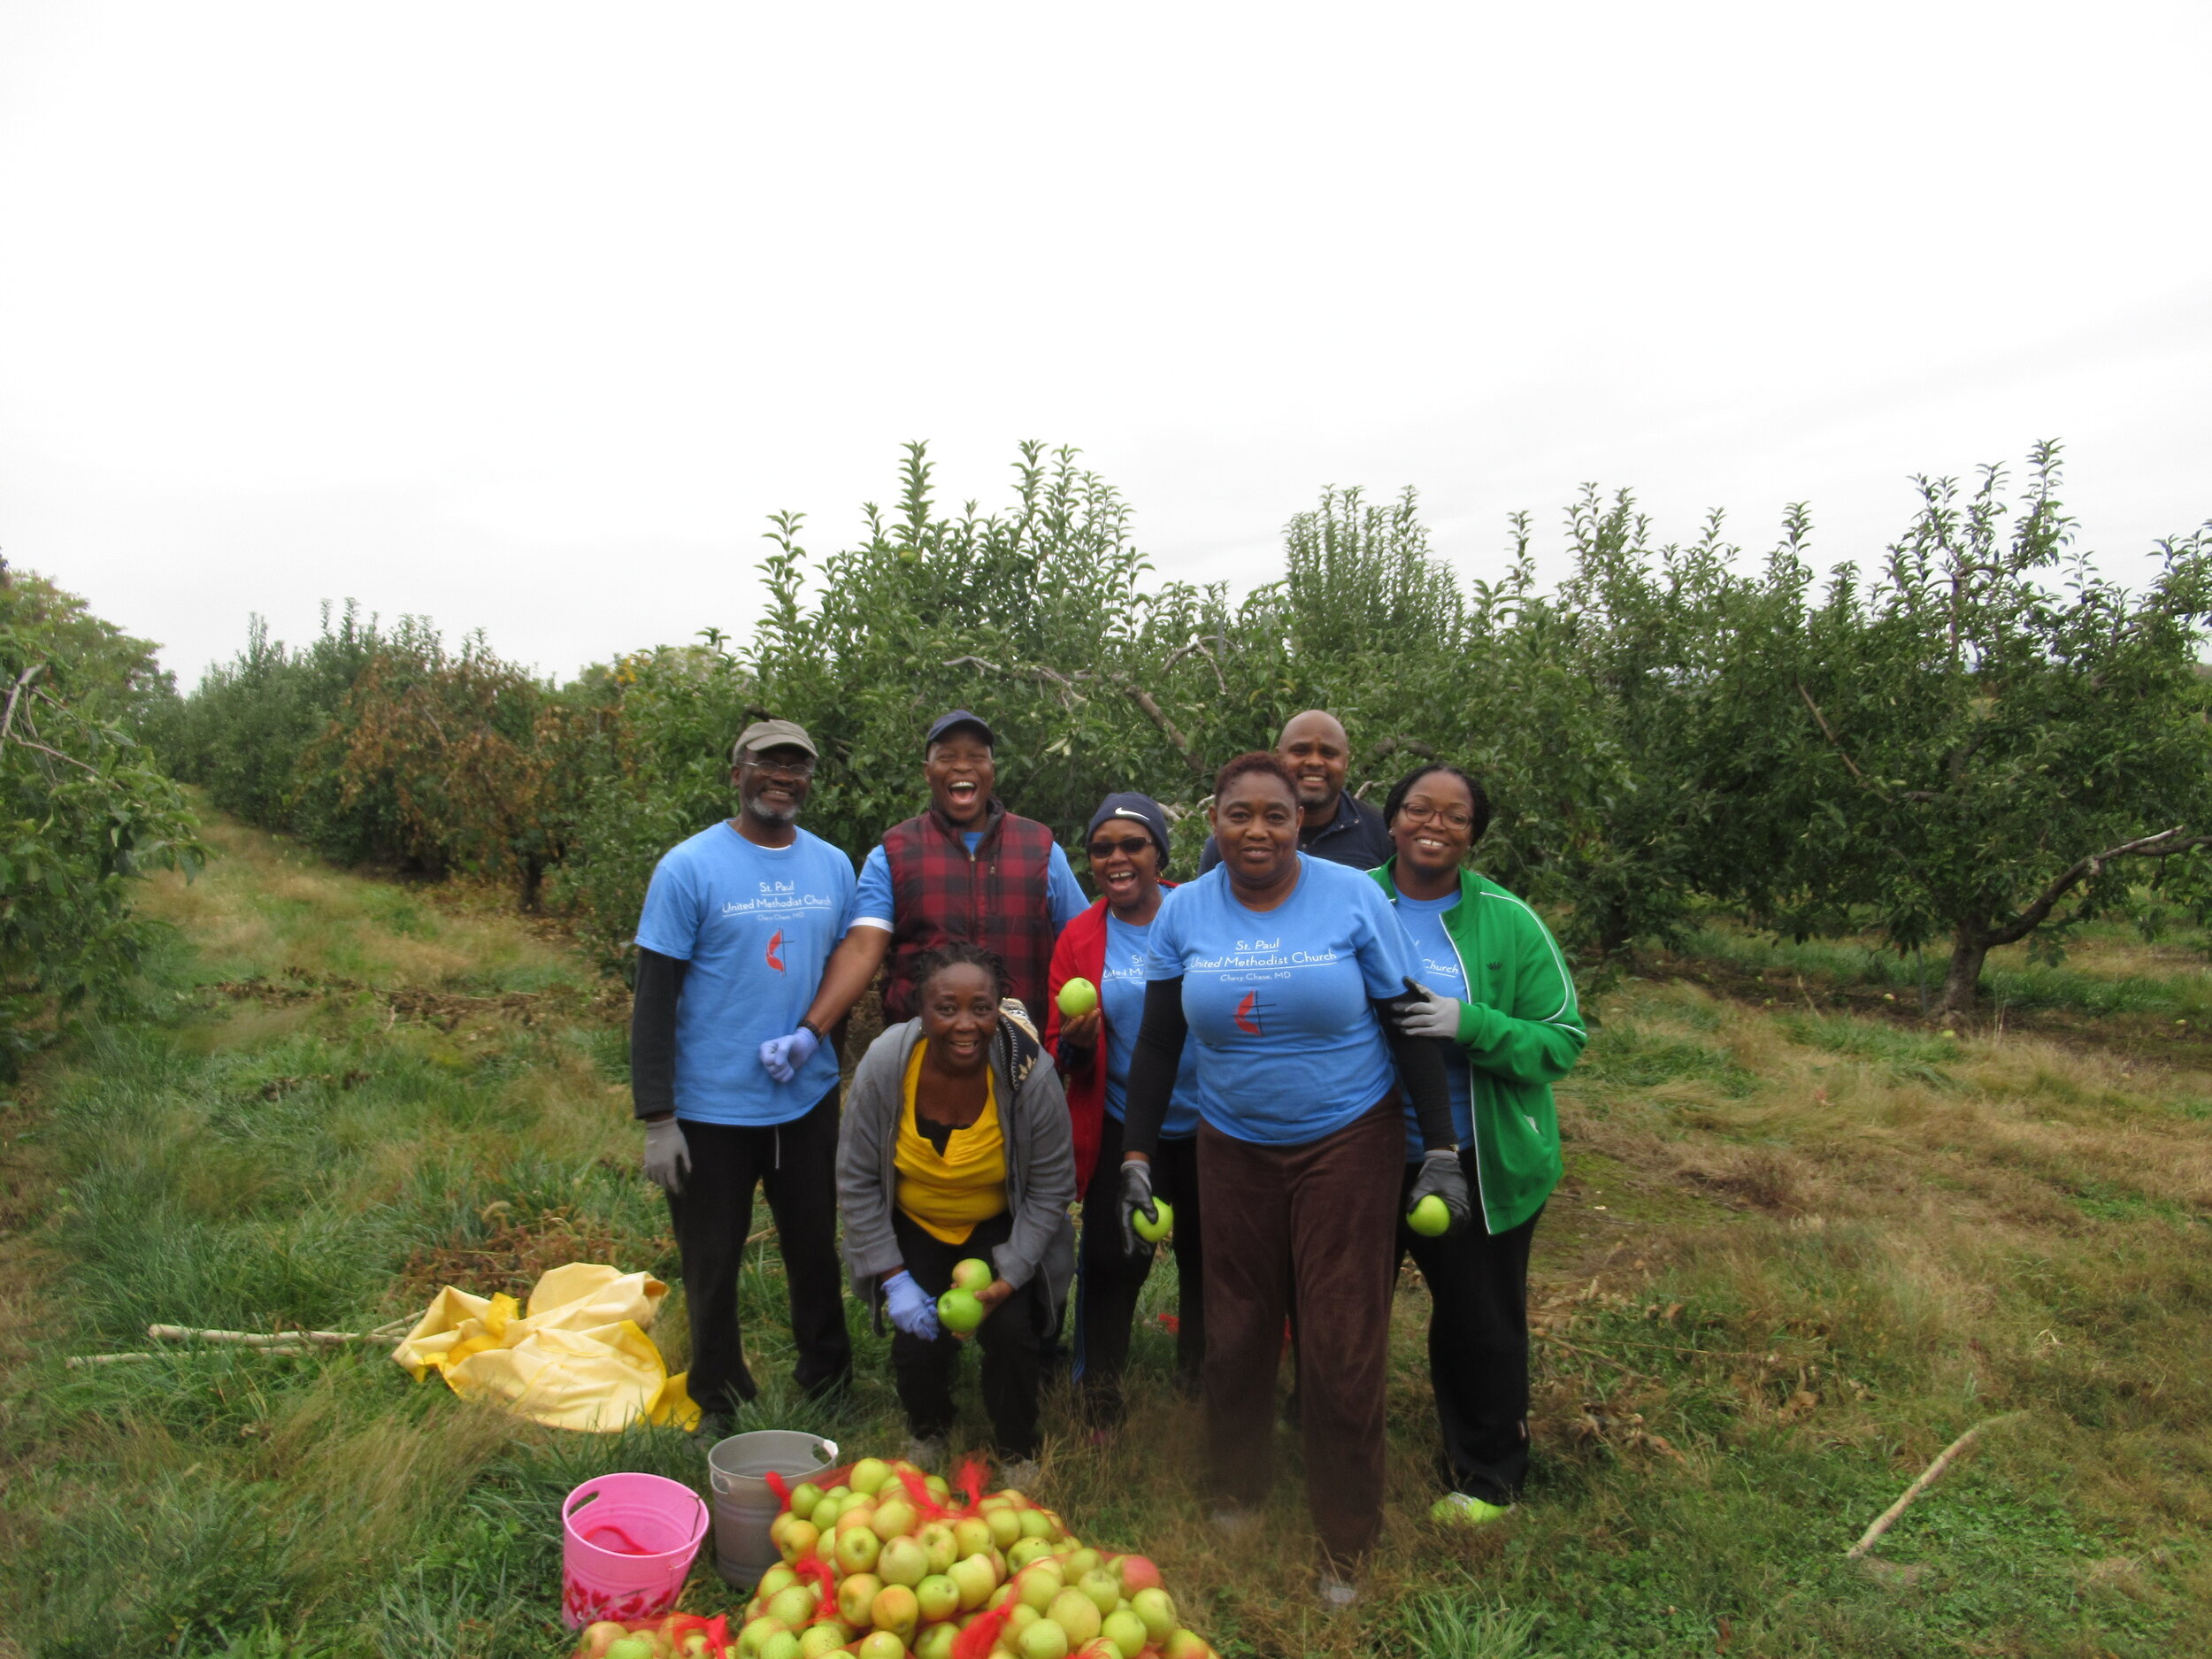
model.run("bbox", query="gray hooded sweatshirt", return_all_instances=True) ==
[836,1009,1078,1333]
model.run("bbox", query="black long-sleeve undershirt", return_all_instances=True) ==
[629,946,688,1120]
[1118,975,1456,1161]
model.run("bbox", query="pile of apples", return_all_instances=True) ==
[573,1614,730,1659]
[733,1455,1220,1659]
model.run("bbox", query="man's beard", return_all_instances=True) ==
[746,795,799,826]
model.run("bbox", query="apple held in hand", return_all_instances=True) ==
[1408,1194,1450,1237]
[937,1287,986,1334]
[1133,1198,1173,1244]
[949,1257,993,1294]
[1056,977,1098,1018]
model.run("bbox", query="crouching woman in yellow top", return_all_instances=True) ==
[837,941,1077,1486]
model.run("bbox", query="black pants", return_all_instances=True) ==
[1076,1118,1204,1422]
[1397,1150,1542,1504]
[888,1209,1045,1458]
[665,1087,852,1416]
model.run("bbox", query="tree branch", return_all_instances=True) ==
[1159,636,1229,695]
[0,662,45,749]
[942,654,1205,777]
[1983,826,2212,949]
[1795,683,1876,788]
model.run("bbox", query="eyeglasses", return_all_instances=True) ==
[1397,803,1474,832]
[1087,835,1154,860]
[742,756,817,778]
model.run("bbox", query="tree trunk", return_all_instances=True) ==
[1939,927,1988,1015]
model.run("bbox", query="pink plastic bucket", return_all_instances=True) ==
[560,1471,710,1628]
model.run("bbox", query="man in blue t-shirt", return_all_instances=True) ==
[632,718,860,1425]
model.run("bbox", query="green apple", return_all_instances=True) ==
[1056,977,1098,1018]
[950,1257,994,1294]
[1018,1618,1071,1659]
[1015,1563,1063,1612]
[1017,1508,1057,1540]
[1060,1547,1101,1578]
[916,1624,958,1659]
[937,1288,986,1334]
[736,1620,788,1659]
[580,1623,631,1658]
[605,1640,654,1659]
[1076,1569,1120,1617]
[1130,1589,1177,1645]
[757,1634,802,1659]
[808,1493,841,1529]
[948,1551,999,1610]
[835,1571,885,1628]
[849,1456,893,1495]
[918,1520,957,1573]
[1048,1586,1103,1646]
[1133,1199,1173,1244]
[985,1505,1024,1548]
[1099,1609,1148,1659]
[756,1564,799,1601]
[855,1632,908,1659]
[1007,1536,1055,1571]
[1408,1194,1450,1237]
[914,1571,960,1622]
[872,1498,918,1541]
[787,1480,825,1521]
[796,1630,847,1659]
[774,1518,818,1565]
[870,1582,920,1640]
[837,1525,883,1575]
[765,1586,817,1628]
[877,1534,929,1588]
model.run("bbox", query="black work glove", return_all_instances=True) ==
[1409,1148,1472,1236]
[1118,1157,1159,1257]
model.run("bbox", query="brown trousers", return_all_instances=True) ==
[1199,1097,1402,1565]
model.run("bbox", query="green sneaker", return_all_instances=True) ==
[1431,1492,1516,1527]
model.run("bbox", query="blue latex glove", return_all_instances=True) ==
[884,1271,941,1340]
[759,1025,820,1083]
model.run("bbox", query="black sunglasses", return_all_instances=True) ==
[1087,834,1155,859]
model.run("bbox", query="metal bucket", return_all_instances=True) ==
[704,1430,839,1588]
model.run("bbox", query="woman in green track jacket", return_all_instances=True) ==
[1372,763,1586,1525]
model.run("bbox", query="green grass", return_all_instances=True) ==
[4,816,2210,1657]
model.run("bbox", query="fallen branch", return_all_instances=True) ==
[148,1323,403,1348]
[1846,1411,2027,1559]
[65,1351,160,1368]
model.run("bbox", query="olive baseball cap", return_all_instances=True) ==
[732,718,819,763]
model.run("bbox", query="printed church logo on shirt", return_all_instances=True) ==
[765,929,785,972]
[1233,990,1265,1034]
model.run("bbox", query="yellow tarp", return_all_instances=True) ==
[393,1261,700,1433]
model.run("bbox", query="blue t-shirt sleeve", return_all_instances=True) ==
[1141,888,1187,979]
[1047,844,1088,932]
[850,844,895,931]
[635,852,702,961]
[1351,879,1416,998]
[833,848,862,936]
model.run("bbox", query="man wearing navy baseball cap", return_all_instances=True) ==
[760,709,1088,1078]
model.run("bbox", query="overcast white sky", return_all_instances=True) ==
[4,2,2208,684]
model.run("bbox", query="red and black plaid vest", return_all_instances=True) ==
[879,801,1059,1024]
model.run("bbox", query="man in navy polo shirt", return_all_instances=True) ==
[632,718,859,1429]
[1196,709,1391,874]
